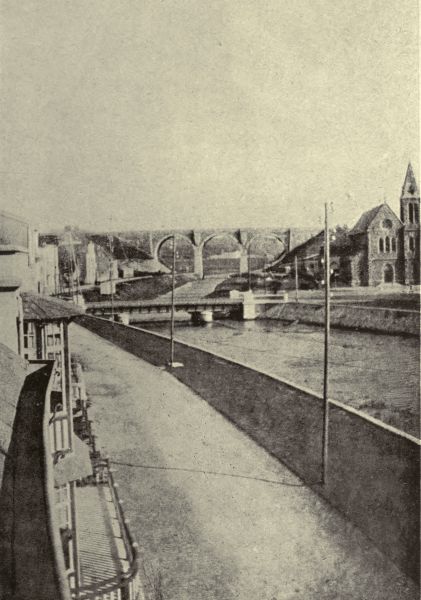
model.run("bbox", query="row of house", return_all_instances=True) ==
[274,163,420,287]
[0,210,144,599]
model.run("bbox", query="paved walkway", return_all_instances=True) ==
[70,324,418,600]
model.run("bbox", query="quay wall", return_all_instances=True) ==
[76,315,420,582]
[262,302,420,336]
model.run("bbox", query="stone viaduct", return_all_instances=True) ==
[124,227,319,278]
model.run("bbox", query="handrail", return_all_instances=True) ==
[76,457,141,600]
[106,458,135,565]
[39,359,73,600]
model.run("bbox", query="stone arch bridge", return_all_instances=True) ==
[125,228,304,278]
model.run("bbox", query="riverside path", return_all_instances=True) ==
[70,323,417,600]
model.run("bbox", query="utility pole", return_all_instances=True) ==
[295,255,299,302]
[109,232,115,324]
[248,247,252,291]
[322,202,331,485]
[170,235,176,366]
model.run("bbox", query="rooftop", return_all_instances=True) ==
[22,293,85,322]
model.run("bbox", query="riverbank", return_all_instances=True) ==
[262,301,420,336]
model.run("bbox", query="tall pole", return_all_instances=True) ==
[248,247,252,291]
[322,202,330,485]
[295,255,299,302]
[109,232,115,324]
[170,235,176,366]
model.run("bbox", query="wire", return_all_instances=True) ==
[109,459,314,487]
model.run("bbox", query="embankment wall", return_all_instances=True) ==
[262,302,420,336]
[77,315,420,582]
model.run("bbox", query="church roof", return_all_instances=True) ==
[349,204,384,234]
[401,162,419,199]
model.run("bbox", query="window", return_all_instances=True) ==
[391,238,396,252]
[47,334,54,346]
[415,205,419,224]
[401,206,404,221]
[409,204,414,224]
[409,237,415,252]
[23,322,35,350]
[382,219,392,229]
[385,237,390,252]
[379,238,384,253]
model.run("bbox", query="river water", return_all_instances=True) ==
[136,318,420,437]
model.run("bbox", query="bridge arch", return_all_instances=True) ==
[245,233,287,270]
[154,234,195,273]
[245,232,286,252]
[200,232,245,278]
[199,232,243,252]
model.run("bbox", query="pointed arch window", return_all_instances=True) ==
[391,237,396,252]
[409,204,414,224]
[379,238,384,253]
[385,237,390,252]
[401,206,404,221]
[415,205,419,224]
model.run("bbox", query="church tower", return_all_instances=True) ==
[400,162,420,284]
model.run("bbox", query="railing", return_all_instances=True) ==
[39,360,74,600]
[75,457,142,600]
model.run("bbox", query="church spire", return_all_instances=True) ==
[401,162,419,199]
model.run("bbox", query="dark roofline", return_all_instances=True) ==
[22,293,85,322]
[281,230,324,260]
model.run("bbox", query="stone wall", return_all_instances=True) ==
[263,301,420,336]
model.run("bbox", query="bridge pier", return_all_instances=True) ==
[193,246,204,279]
[242,291,256,320]
[239,247,248,275]
[191,310,213,325]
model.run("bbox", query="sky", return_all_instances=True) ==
[0,0,419,232]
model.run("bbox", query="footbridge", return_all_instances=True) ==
[85,293,286,323]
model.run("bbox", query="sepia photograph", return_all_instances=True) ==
[0,1,419,599]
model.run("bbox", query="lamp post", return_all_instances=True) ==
[170,235,176,366]
[108,233,115,324]
[321,202,331,485]
[246,243,252,291]
[168,236,184,367]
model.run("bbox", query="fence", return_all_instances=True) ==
[76,315,420,583]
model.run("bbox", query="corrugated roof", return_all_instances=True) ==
[22,293,85,322]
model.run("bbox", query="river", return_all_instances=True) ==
[136,318,420,437]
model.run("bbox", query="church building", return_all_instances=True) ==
[342,163,420,286]
[276,163,420,287]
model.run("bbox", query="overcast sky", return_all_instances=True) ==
[0,0,419,232]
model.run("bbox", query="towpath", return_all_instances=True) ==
[70,323,417,600]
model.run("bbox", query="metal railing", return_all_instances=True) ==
[75,458,142,600]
